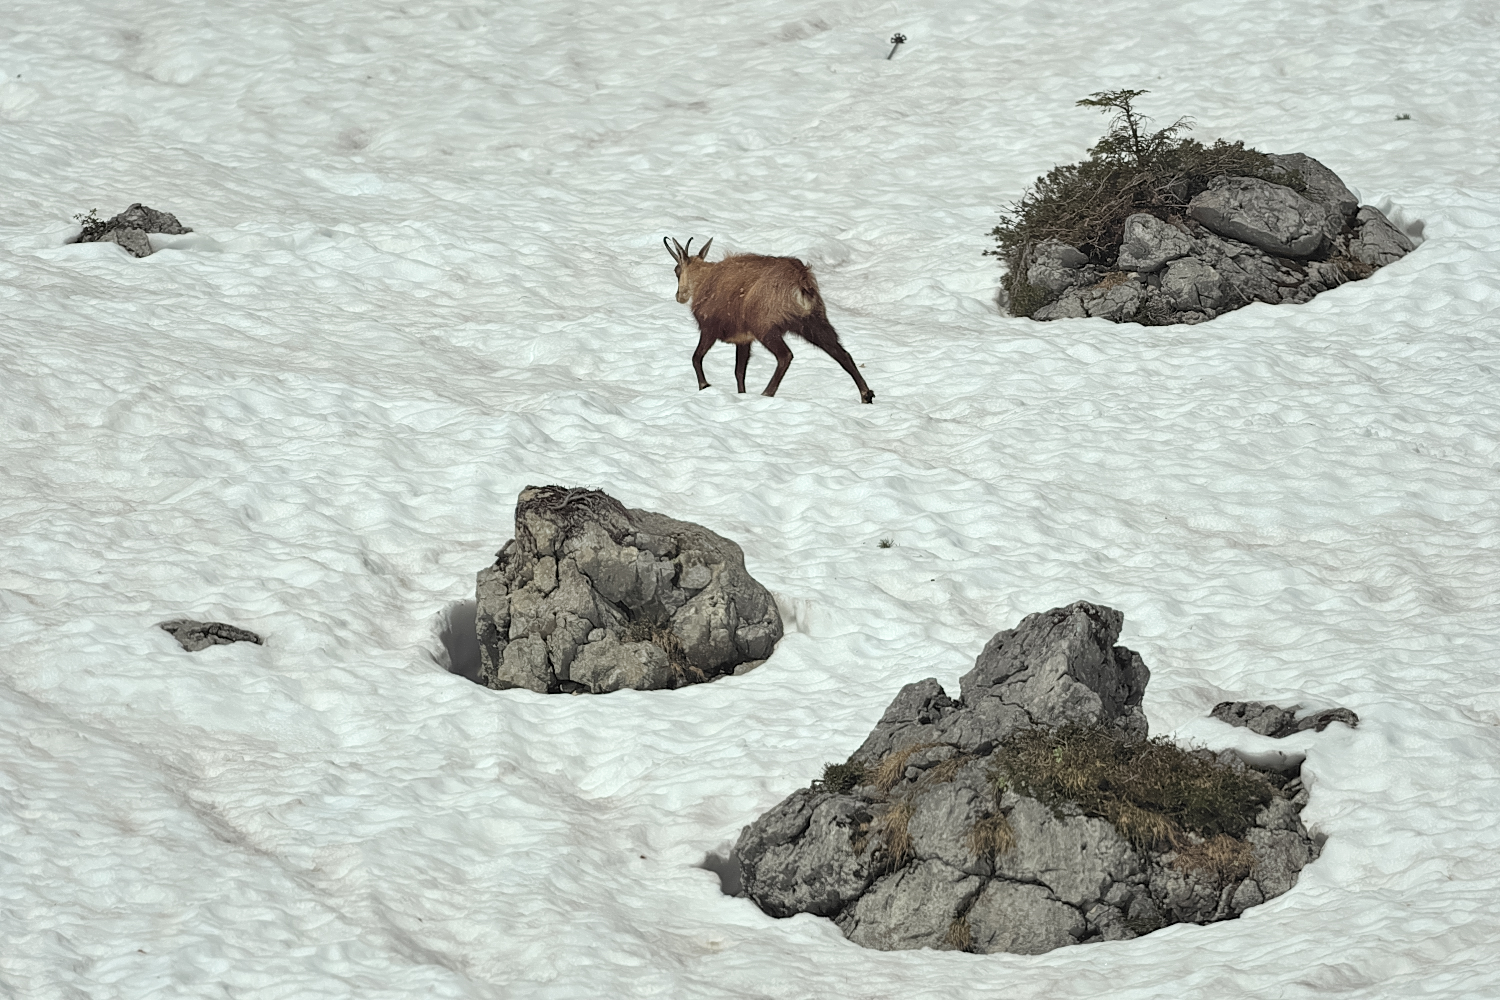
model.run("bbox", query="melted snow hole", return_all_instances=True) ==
[434,599,481,682]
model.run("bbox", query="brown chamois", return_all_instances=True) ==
[664,237,875,403]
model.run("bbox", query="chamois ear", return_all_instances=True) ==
[696,238,713,259]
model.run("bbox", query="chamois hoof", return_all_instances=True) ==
[861,390,876,404]
[698,383,711,391]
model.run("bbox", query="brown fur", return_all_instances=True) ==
[665,237,875,403]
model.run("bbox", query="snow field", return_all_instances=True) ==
[2,0,1499,997]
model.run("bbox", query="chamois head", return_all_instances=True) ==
[664,236,714,304]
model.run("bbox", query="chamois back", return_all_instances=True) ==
[689,254,830,345]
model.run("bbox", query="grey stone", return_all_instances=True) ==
[955,601,1150,740]
[840,860,984,951]
[99,227,154,258]
[965,880,1086,955]
[158,619,263,652]
[733,601,1325,954]
[1025,239,1100,295]
[1188,175,1328,258]
[1269,153,1359,236]
[1351,206,1415,267]
[1117,214,1194,273]
[1211,700,1360,737]
[736,788,875,917]
[1161,258,1227,313]
[475,485,782,693]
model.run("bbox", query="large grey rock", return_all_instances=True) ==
[1117,214,1194,273]
[72,203,192,258]
[1269,153,1359,238]
[1188,175,1328,258]
[1350,206,1416,267]
[1025,239,1100,295]
[475,486,782,693]
[733,602,1322,954]
[1161,258,1227,313]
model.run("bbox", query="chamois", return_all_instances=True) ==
[664,237,875,403]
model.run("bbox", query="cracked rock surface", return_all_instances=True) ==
[1024,153,1413,325]
[475,486,782,693]
[733,601,1324,954]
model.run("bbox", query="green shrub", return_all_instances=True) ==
[988,90,1305,315]
[989,723,1274,850]
[815,760,868,793]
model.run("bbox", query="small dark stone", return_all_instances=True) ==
[1211,701,1360,738]
[158,619,264,652]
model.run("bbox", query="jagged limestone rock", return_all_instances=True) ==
[733,602,1323,954]
[475,486,782,694]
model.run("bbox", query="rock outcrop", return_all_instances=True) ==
[1023,153,1414,325]
[158,619,263,651]
[72,203,192,258]
[475,486,782,694]
[733,602,1323,954]
[1211,701,1359,737]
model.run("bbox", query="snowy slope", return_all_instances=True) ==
[2,0,1498,997]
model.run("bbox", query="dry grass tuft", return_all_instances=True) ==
[875,798,915,865]
[991,724,1274,850]
[943,915,973,952]
[965,813,1017,859]
[872,742,942,793]
[621,618,699,680]
[1174,833,1257,884]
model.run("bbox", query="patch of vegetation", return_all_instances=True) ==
[988,89,1306,317]
[621,617,698,680]
[943,914,973,952]
[874,797,915,865]
[871,741,942,792]
[989,724,1274,850]
[965,812,1016,859]
[878,538,894,549]
[815,760,867,794]
[1173,832,1257,885]
[73,208,107,241]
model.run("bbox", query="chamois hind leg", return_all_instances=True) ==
[817,338,875,404]
[760,333,794,397]
[734,342,751,393]
[691,329,715,390]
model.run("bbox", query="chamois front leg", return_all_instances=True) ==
[760,334,794,397]
[734,342,751,393]
[691,329,715,390]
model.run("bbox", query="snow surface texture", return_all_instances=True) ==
[0,1,1496,998]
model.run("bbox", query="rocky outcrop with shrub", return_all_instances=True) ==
[990,91,1414,325]
[732,601,1326,954]
[475,486,783,694]
[70,203,192,258]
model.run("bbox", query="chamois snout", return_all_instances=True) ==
[663,236,875,404]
